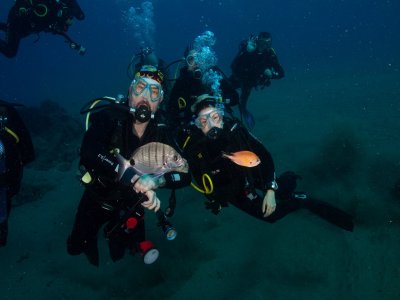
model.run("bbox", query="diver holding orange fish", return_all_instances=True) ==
[178,94,354,231]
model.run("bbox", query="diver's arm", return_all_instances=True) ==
[240,126,276,185]
[237,126,277,216]
[269,50,284,79]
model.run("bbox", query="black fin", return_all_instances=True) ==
[305,197,354,232]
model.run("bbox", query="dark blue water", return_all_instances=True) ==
[1,0,399,108]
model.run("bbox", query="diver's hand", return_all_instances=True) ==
[264,68,273,79]
[262,190,276,217]
[133,174,166,193]
[141,190,161,212]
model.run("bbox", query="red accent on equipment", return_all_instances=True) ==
[126,217,138,229]
[139,240,155,254]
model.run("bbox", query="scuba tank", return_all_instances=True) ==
[0,140,7,223]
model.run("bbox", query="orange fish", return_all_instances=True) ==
[222,151,261,167]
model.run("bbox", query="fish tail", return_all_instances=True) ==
[221,151,231,159]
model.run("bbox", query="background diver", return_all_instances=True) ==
[0,0,85,58]
[167,41,239,128]
[230,31,285,130]
[0,99,35,246]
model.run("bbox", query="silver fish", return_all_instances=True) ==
[116,142,188,178]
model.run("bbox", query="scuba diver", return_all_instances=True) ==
[230,32,285,130]
[0,99,35,246]
[127,46,170,105]
[67,65,191,266]
[0,0,85,58]
[178,94,354,231]
[167,45,239,128]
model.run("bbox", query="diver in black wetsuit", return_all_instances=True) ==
[179,94,354,231]
[167,45,239,128]
[230,32,284,130]
[0,99,35,246]
[0,0,85,58]
[67,66,191,266]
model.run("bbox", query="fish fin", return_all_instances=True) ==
[151,173,164,179]
[132,165,144,176]
[115,153,128,180]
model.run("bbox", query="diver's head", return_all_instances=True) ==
[184,49,202,79]
[192,94,225,139]
[256,32,272,53]
[128,65,164,123]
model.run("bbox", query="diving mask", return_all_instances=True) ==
[186,54,196,67]
[131,78,163,102]
[257,38,272,52]
[194,108,224,130]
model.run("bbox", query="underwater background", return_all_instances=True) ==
[1,1,399,299]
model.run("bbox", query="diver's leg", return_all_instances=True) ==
[300,195,354,232]
[0,23,20,58]
[239,86,251,112]
[67,190,109,266]
[0,192,13,246]
[239,84,255,129]
[0,221,7,246]
[107,233,127,262]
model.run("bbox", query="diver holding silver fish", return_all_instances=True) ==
[67,65,191,266]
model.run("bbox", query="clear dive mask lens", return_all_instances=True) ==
[186,54,196,67]
[194,108,224,129]
[132,79,163,102]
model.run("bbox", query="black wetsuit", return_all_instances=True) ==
[0,0,85,58]
[182,118,354,231]
[230,45,284,111]
[67,105,191,266]
[167,66,239,127]
[0,100,35,246]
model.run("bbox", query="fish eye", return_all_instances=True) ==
[173,155,178,161]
